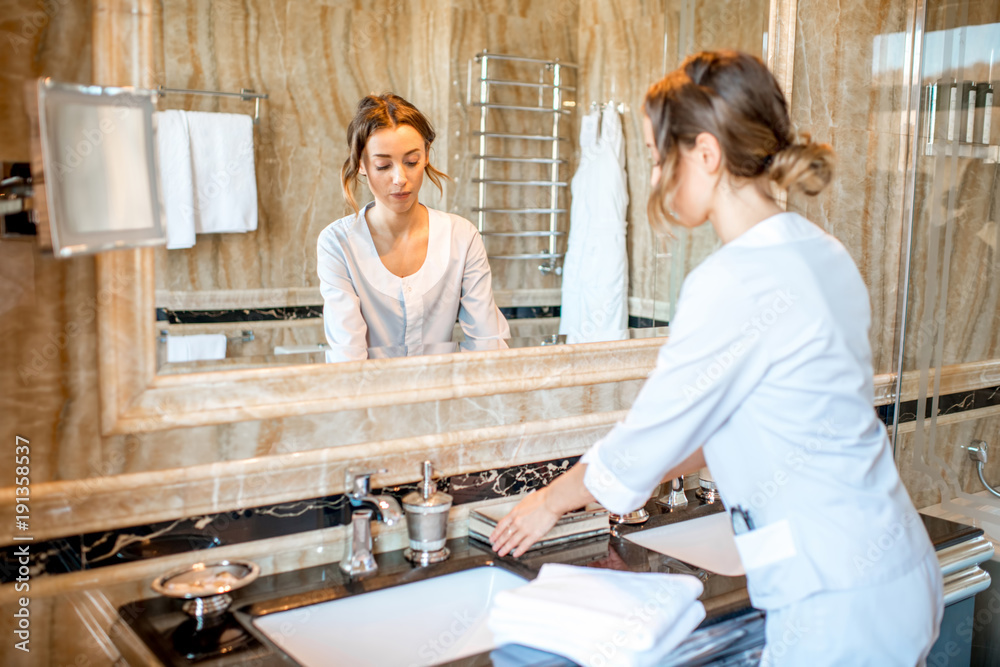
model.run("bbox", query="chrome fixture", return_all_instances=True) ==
[470,51,576,274]
[402,461,453,565]
[609,508,650,525]
[341,468,403,577]
[151,560,260,618]
[156,85,269,125]
[158,329,255,344]
[656,476,689,510]
[966,440,1000,499]
[696,479,721,505]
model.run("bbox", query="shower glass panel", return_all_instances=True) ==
[893,0,1000,525]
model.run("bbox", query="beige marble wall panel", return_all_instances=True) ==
[896,410,1000,510]
[900,0,1000,370]
[577,2,666,314]
[153,0,453,294]
[0,0,92,162]
[787,0,910,374]
[447,2,579,293]
[6,409,628,541]
[83,379,642,479]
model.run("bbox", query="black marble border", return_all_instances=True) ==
[0,457,578,583]
[5,384,997,583]
[157,306,323,324]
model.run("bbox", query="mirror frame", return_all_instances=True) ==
[97,248,666,434]
[95,0,800,436]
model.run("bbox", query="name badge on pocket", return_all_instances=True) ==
[733,517,798,571]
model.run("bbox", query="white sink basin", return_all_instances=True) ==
[253,566,527,667]
[624,512,746,576]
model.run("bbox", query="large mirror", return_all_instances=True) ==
[94,0,793,433]
[147,0,777,373]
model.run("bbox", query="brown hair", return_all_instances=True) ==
[340,93,450,214]
[643,50,834,232]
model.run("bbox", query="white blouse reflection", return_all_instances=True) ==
[318,94,509,362]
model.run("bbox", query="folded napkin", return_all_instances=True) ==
[488,564,705,667]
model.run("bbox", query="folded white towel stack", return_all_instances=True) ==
[185,111,258,235]
[487,563,705,667]
[165,334,228,363]
[154,110,196,249]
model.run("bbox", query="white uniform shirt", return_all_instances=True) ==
[317,203,510,362]
[582,212,932,610]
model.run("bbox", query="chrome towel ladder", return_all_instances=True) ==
[471,52,577,275]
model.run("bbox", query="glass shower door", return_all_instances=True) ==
[894,0,1000,520]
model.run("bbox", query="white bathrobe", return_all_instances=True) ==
[559,106,629,342]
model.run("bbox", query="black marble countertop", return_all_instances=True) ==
[118,492,983,667]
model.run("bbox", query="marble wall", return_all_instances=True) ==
[787,0,917,376]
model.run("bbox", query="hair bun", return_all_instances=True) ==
[768,133,835,196]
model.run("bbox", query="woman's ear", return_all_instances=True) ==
[693,132,722,175]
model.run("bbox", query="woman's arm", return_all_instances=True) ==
[659,447,706,484]
[490,463,594,558]
[317,231,369,362]
[457,228,511,341]
[490,446,705,558]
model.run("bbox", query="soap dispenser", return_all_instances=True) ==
[402,461,453,565]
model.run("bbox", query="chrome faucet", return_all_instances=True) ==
[655,476,689,510]
[340,468,403,577]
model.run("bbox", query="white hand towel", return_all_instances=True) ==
[185,111,258,234]
[165,334,227,363]
[154,110,196,249]
[487,564,705,667]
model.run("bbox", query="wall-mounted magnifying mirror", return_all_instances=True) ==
[29,78,165,257]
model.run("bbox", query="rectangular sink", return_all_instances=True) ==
[624,512,746,577]
[252,566,527,667]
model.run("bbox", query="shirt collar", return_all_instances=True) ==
[725,211,825,249]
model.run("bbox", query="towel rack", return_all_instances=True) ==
[158,329,254,343]
[156,86,269,124]
[470,51,577,276]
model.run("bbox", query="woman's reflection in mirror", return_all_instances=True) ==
[318,94,509,362]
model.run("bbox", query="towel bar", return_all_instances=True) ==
[473,208,567,214]
[474,53,579,68]
[481,231,566,237]
[472,132,567,141]
[472,179,568,187]
[472,103,571,115]
[473,156,567,164]
[156,86,269,124]
[159,329,254,343]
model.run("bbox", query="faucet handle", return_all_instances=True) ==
[345,467,388,498]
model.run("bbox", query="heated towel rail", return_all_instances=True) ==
[470,52,577,275]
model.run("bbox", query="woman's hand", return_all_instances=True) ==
[490,488,562,558]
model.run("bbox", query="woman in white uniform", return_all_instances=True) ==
[490,51,943,665]
[318,94,509,362]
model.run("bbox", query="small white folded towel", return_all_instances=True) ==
[154,110,196,249]
[488,564,705,667]
[185,111,258,234]
[165,334,227,363]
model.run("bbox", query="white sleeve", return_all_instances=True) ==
[458,230,511,341]
[582,270,770,514]
[317,231,368,362]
